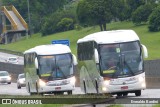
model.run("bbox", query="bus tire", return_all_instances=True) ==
[36,82,39,94]
[123,92,128,96]
[95,80,99,94]
[28,83,34,95]
[83,81,87,94]
[117,93,122,97]
[28,83,31,93]
[135,90,141,96]
[67,90,72,95]
[54,92,64,95]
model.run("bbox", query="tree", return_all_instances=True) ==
[125,0,145,19]
[77,0,93,26]
[57,18,74,31]
[41,9,76,36]
[109,0,130,21]
[148,5,160,32]
[2,0,70,33]
[132,4,154,25]
[77,0,114,31]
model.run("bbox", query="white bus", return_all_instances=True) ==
[24,44,77,95]
[77,30,148,96]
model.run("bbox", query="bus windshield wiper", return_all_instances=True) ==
[56,66,67,79]
[124,61,135,76]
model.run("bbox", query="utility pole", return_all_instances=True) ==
[27,0,31,38]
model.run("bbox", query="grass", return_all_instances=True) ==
[1,21,160,60]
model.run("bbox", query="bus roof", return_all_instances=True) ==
[77,30,140,44]
[24,44,71,55]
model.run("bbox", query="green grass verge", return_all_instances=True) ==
[0,21,160,60]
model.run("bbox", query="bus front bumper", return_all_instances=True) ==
[101,81,146,94]
[38,84,75,93]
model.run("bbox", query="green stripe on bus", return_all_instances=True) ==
[41,74,51,76]
[103,70,115,74]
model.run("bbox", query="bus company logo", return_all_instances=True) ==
[2,99,11,104]
[123,82,126,85]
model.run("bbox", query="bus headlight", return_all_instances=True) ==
[142,82,146,88]
[139,77,144,82]
[70,76,76,84]
[102,87,107,91]
[39,79,46,86]
[8,77,11,81]
[104,80,110,85]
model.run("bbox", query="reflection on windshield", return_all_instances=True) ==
[39,53,73,80]
[19,74,25,78]
[99,41,143,78]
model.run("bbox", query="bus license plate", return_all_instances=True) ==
[121,86,128,90]
[55,87,61,90]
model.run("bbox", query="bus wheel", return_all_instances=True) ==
[28,83,34,95]
[28,83,31,93]
[123,92,128,96]
[67,90,72,95]
[54,92,64,95]
[83,81,87,94]
[135,90,141,96]
[36,82,39,94]
[117,93,122,97]
[95,80,99,94]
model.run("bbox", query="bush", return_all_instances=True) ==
[41,10,76,36]
[132,4,154,25]
[148,5,160,32]
[75,24,83,31]
[57,18,74,32]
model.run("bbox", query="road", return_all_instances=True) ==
[0,83,84,96]
[0,83,159,107]
[0,52,24,65]
[0,82,160,97]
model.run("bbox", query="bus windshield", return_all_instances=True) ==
[99,41,143,78]
[38,53,73,80]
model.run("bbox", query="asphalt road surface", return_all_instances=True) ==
[0,52,24,65]
[0,82,160,97]
[0,83,159,107]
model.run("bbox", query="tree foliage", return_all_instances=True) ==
[41,10,76,36]
[77,0,114,31]
[132,4,154,25]
[125,0,145,19]
[57,18,74,31]
[2,0,159,35]
[110,0,130,21]
[2,0,70,33]
[148,5,160,32]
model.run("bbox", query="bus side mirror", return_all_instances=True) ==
[94,49,99,63]
[72,54,78,65]
[35,57,39,69]
[141,44,148,58]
